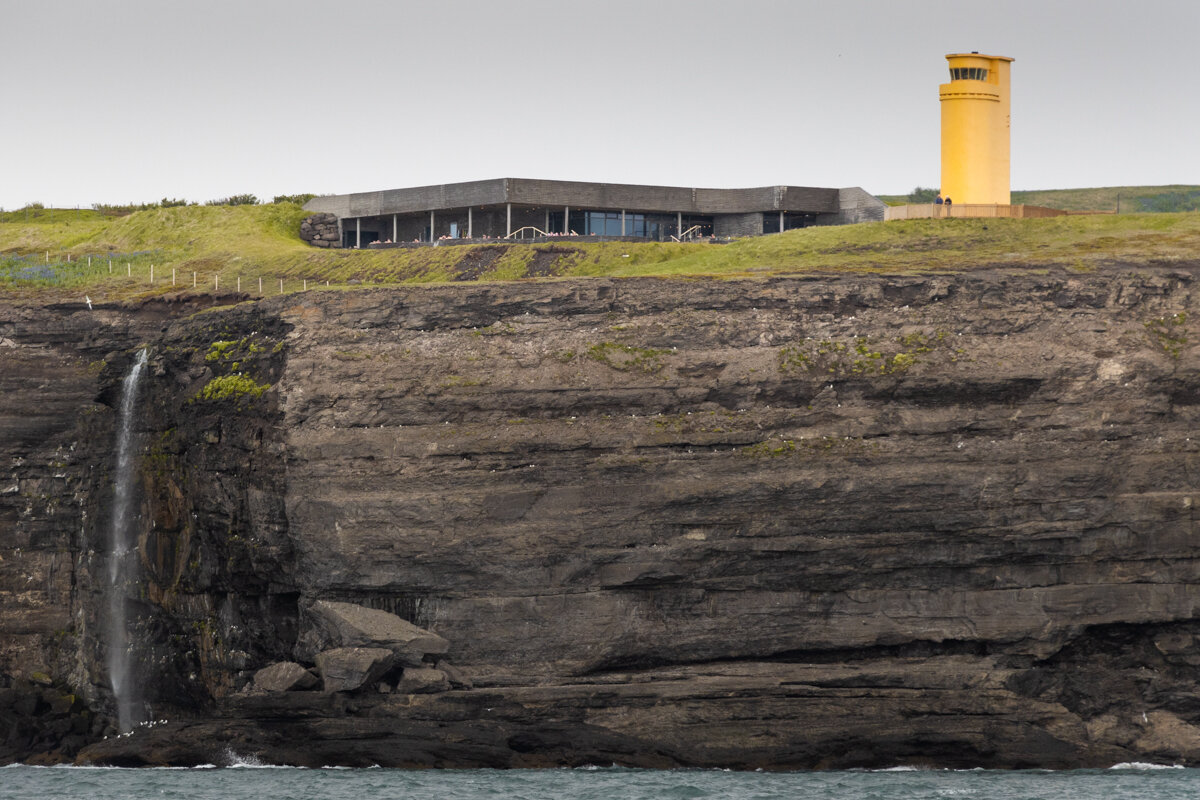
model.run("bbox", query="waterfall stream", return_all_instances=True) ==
[105,348,149,732]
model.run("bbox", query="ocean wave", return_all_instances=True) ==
[222,749,297,769]
[1109,762,1185,770]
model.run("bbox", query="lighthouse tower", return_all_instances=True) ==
[939,52,1013,205]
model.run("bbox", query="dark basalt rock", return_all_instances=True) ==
[299,213,339,248]
[4,265,1200,768]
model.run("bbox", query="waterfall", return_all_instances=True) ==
[105,348,149,733]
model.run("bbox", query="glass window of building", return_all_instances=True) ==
[951,67,989,81]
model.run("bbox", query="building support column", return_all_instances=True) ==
[337,218,343,248]
[544,209,549,232]
[621,209,626,236]
[677,211,683,238]
[356,218,361,249]
[506,203,511,237]
[430,210,435,242]
[564,206,569,234]
[393,214,397,242]
[468,207,473,238]
[779,210,784,233]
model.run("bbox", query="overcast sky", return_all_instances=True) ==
[3,0,1197,209]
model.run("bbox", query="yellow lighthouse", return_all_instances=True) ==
[939,52,1013,205]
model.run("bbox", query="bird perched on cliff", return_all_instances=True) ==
[85,295,92,310]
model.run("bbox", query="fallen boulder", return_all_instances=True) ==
[395,667,450,695]
[314,647,394,693]
[298,600,449,667]
[253,662,319,693]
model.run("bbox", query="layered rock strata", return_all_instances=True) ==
[2,266,1200,768]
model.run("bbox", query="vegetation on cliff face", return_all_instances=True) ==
[194,373,271,403]
[0,200,1198,300]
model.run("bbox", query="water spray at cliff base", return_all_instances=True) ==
[105,348,149,733]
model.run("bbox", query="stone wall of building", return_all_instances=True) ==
[299,214,341,248]
[714,212,764,238]
[816,187,888,226]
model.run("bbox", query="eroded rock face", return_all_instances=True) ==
[5,267,1200,768]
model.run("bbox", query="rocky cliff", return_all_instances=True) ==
[2,265,1200,768]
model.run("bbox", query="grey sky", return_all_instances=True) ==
[3,0,1197,209]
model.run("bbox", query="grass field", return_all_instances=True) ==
[876,185,1200,212]
[1,201,1198,301]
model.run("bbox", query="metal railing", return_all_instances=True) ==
[670,225,706,242]
[505,226,556,240]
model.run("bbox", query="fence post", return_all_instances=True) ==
[237,276,241,292]
[258,277,262,294]
[172,268,176,286]
[215,275,219,291]
[150,264,154,283]
[279,278,283,294]
[303,279,307,291]
[193,272,197,288]
[127,263,131,277]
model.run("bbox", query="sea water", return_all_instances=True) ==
[1,763,1195,800]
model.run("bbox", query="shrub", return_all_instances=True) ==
[205,194,259,206]
[906,186,940,203]
[273,193,316,206]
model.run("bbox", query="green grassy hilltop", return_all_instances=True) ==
[877,185,1200,212]
[1,199,1198,301]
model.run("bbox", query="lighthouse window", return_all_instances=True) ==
[950,67,989,81]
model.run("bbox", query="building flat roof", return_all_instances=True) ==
[305,177,845,218]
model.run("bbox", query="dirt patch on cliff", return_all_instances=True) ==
[453,247,510,281]
[527,246,584,277]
